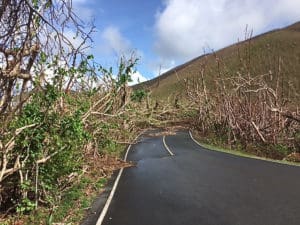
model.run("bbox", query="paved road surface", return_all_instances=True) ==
[93,130,300,225]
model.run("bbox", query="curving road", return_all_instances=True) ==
[86,130,300,225]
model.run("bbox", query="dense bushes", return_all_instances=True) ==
[1,85,90,213]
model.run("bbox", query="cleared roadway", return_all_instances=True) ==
[93,130,300,225]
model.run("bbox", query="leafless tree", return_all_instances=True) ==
[186,45,300,158]
[0,0,94,122]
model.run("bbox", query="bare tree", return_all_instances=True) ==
[186,45,300,157]
[0,0,94,121]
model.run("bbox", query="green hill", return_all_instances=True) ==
[136,22,300,104]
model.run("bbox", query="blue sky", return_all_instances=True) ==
[72,0,300,84]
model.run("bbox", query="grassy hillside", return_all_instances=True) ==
[136,22,300,104]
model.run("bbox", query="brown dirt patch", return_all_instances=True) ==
[85,151,134,178]
[284,152,300,162]
[145,126,188,137]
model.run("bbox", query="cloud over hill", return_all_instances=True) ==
[154,0,300,63]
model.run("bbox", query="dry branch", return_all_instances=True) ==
[251,121,267,143]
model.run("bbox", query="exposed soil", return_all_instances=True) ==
[86,153,133,177]
[145,126,189,137]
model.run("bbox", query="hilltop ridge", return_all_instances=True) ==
[135,21,300,103]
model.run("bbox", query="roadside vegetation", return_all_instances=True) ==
[136,25,300,162]
[0,1,190,223]
[185,34,300,161]
[1,1,299,224]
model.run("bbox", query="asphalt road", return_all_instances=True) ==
[96,130,300,225]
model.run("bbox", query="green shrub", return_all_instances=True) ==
[7,84,90,212]
[131,89,147,102]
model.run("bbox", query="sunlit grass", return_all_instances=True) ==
[198,141,300,167]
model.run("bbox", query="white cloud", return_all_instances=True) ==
[149,59,176,77]
[128,71,147,86]
[63,30,86,50]
[100,26,131,56]
[72,0,95,21]
[154,0,300,63]
[159,60,176,74]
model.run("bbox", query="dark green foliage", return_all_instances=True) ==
[295,132,300,151]
[116,57,138,87]
[0,47,144,223]
[7,85,90,213]
[131,89,147,102]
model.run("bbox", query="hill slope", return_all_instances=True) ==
[136,22,300,103]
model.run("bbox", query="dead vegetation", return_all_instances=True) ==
[1,1,299,223]
[186,39,300,159]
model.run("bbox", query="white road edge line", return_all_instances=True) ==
[162,136,175,156]
[189,130,202,147]
[189,129,300,167]
[96,131,144,225]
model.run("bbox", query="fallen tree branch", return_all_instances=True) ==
[251,121,266,143]
[270,108,300,123]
